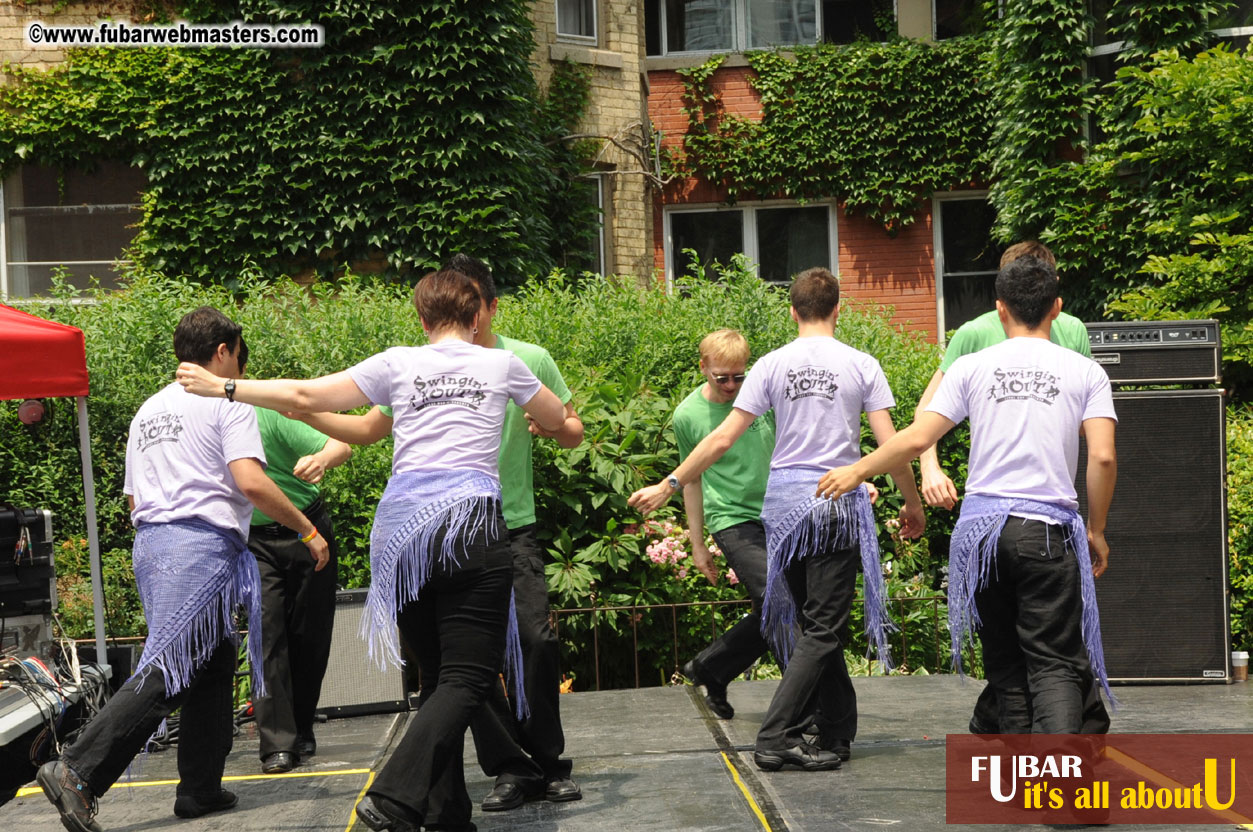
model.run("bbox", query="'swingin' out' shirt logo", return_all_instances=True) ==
[136,412,184,451]
[409,373,487,411]
[987,367,1061,405]
[785,366,839,402]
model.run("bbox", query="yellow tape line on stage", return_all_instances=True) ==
[15,767,372,798]
[720,751,773,832]
[344,769,376,832]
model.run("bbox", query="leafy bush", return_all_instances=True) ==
[1229,406,1253,655]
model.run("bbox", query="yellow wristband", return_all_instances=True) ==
[300,528,319,544]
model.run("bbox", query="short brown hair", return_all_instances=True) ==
[412,269,482,332]
[699,329,750,367]
[790,267,840,322]
[999,240,1056,269]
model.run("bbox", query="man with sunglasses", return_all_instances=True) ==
[673,330,776,719]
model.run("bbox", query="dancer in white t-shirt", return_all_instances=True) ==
[817,256,1118,733]
[176,271,566,832]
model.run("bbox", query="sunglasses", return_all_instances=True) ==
[712,373,747,384]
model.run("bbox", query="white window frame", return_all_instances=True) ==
[556,0,598,45]
[0,169,140,302]
[590,173,607,276]
[655,0,823,57]
[932,190,995,341]
[662,199,838,290]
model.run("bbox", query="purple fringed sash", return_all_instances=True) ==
[949,495,1113,704]
[363,469,528,718]
[131,519,264,697]
[759,469,894,669]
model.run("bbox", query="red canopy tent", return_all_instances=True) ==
[1,304,107,664]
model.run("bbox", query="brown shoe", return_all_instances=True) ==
[36,760,102,832]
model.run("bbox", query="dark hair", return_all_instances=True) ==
[999,240,1056,269]
[995,256,1059,328]
[413,269,483,331]
[789,267,840,322]
[173,307,245,365]
[441,253,496,304]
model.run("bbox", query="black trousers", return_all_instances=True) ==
[369,519,513,825]
[972,517,1105,734]
[467,524,570,790]
[755,527,859,751]
[248,498,338,757]
[62,640,237,799]
[693,521,772,686]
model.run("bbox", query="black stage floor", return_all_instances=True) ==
[3,676,1251,831]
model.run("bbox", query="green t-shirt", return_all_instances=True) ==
[673,385,775,535]
[251,406,330,526]
[494,335,573,529]
[939,309,1092,372]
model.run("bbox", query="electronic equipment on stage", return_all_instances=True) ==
[1085,319,1221,384]
[1080,319,1228,682]
[1,507,56,658]
[317,589,409,718]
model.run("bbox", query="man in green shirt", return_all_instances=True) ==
[915,240,1107,736]
[673,330,776,720]
[290,255,584,817]
[248,408,352,775]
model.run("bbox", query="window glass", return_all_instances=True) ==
[822,0,891,44]
[671,209,743,279]
[755,205,829,283]
[938,198,1001,332]
[1213,0,1253,29]
[934,0,987,39]
[557,0,597,39]
[666,0,735,53]
[748,0,818,48]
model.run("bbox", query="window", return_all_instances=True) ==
[557,0,597,42]
[934,0,988,39]
[665,202,834,285]
[933,195,1002,335]
[647,0,820,56]
[822,0,893,45]
[2,162,145,300]
[588,174,607,276]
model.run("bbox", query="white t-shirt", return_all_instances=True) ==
[124,382,266,540]
[735,336,895,473]
[927,337,1117,511]
[348,340,542,478]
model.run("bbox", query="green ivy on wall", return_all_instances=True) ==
[667,37,993,233]
[0,0,596,287]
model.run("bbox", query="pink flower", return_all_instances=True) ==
[677,568,688,579]
[726,569,739,586]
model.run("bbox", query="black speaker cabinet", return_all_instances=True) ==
[1075,389,1231,681]
[316,588,409,718]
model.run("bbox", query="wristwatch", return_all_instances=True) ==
[224,379,236,402]
[666,473,681,492]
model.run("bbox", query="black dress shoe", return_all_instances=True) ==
[825,738,852,762]
[262,751,296,774]
[36,760,102,832]
[356,794,421,832]
[174,789,238,818]
[296,734,317,759]
[481,782,527,811]
[545,777,582,803]
[682,659,734,719]
[753,742,841,772]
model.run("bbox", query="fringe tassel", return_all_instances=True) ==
[948,496,1114,707]
[362,470,528,717]
[760,475,894,669]
[129,521,259,698]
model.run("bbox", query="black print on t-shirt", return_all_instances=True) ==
[987,367,1061,405]
[136,412,184,451]
[785,365,839,401]
[409,373,487,411]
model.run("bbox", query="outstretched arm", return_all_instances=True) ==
[527,402,584,448]
[682,482,719,585]
[177,364,369,414]
[817,411,955,506]
[291,407,394,446]
[628,408,757,515]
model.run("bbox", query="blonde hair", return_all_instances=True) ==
[699,329,750,367]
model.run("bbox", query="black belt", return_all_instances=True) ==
[250,494,324,538]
